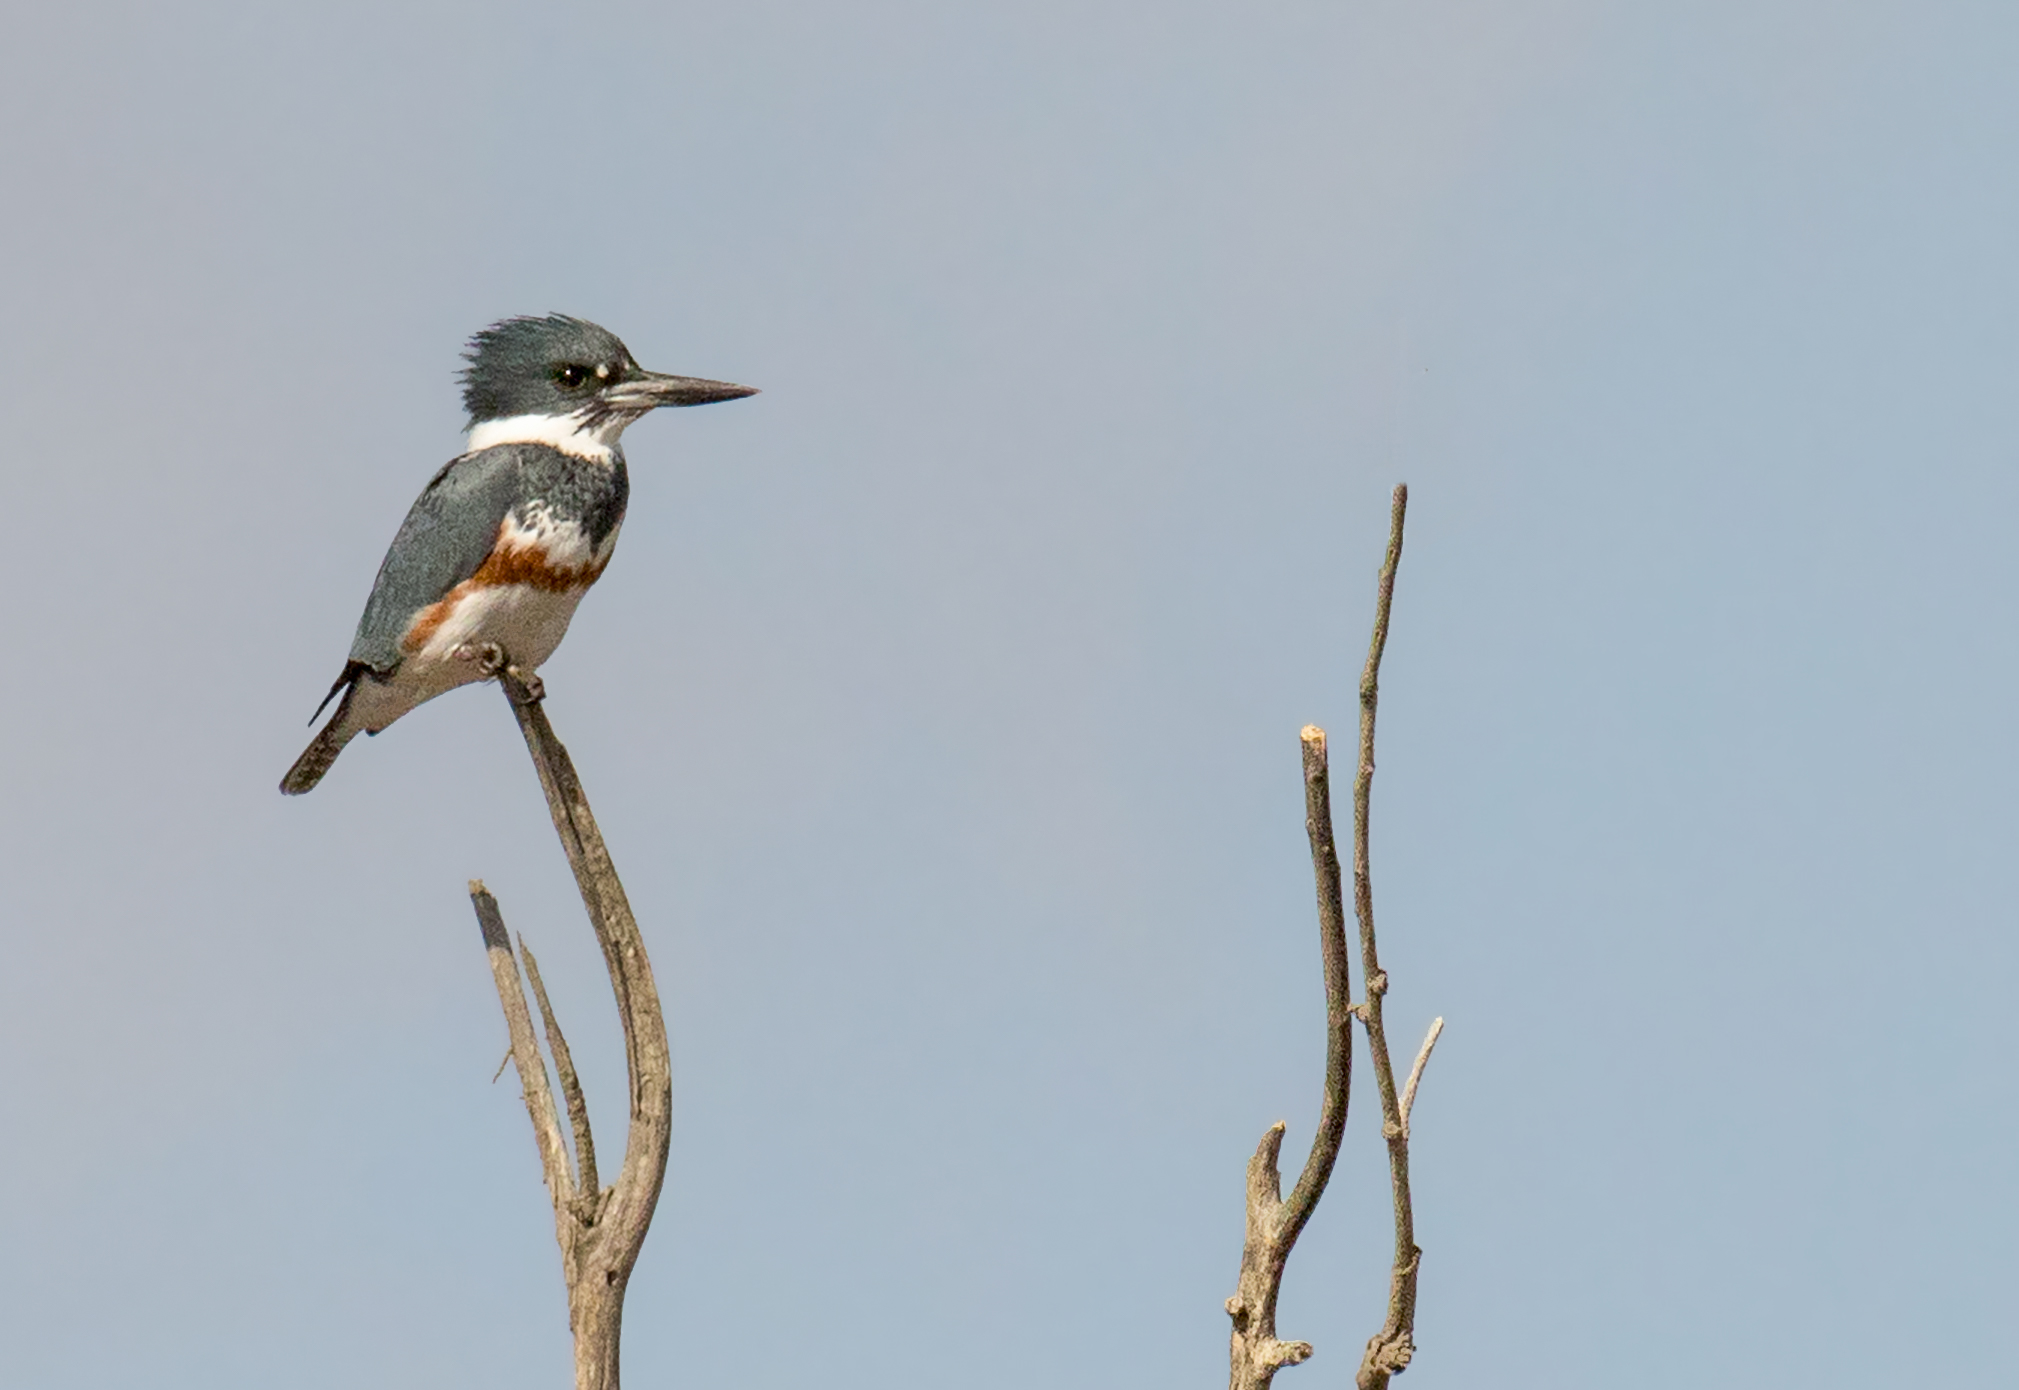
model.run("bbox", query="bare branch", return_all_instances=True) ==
[1281,727,1354,1231]
[468,881,573,1206]
[1224,726,1354,1390]
[1224,1124,1315,1389]
[496,664,671,1241]
[1350,484,1426,1390]
[520,934,600,1207]
[465,661,673,1390]
[1398,1017,1443,1141]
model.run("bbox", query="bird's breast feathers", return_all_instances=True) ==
[398,502,622,669]
[477,501,619,588]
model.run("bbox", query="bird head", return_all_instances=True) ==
[459,314,755,457]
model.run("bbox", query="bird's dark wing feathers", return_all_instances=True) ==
[347,446,528,672]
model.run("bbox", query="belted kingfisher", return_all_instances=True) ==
[280,314,755,795]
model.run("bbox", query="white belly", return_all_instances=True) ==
[411,581,587,670]
[350,582,589,733]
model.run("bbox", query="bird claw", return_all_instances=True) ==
[455,641,508,674]
[452,643,543,703]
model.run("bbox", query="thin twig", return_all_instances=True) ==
[1224,725,1355,1390]
[521,934,600,1206]
[469,881,572,1206]
[1398,1018,1443,1140]
[1351,484,1424,1390]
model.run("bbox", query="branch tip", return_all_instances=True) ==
[1399,1017,1444,1136]
[1248,1120,1288,1196]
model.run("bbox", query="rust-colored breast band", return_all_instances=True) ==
[398,522,611,656]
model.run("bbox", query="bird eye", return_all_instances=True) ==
[556,364,588,389]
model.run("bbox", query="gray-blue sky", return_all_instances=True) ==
[1,2,2013,1385]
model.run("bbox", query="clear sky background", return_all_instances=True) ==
[1,3,2013,1386]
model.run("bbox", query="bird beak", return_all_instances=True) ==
[602,369,759,410]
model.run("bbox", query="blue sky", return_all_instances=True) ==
[1,3,2014,1386]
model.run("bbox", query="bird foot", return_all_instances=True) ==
[453,643,544,703]
[455,641,508,674]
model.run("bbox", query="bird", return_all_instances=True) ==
[280,314,755,795]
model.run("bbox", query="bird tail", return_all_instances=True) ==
[280,666,366,796]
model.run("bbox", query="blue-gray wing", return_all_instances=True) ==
[348,447,527,672]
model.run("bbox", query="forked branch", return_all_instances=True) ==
[465,663,673,1390]
[1224,728,1354,1390]
[471,882,572,1202]
[1222,485,1442,1390]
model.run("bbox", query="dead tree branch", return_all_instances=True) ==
[522,935,601,1206]
[1397,1017,1443,1144]
[1223,727,1354,1390]
[1223,484,1442,1390]
[1349,484,1437,1390]
[465,663,672,1390]
[471,882,573,1203]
